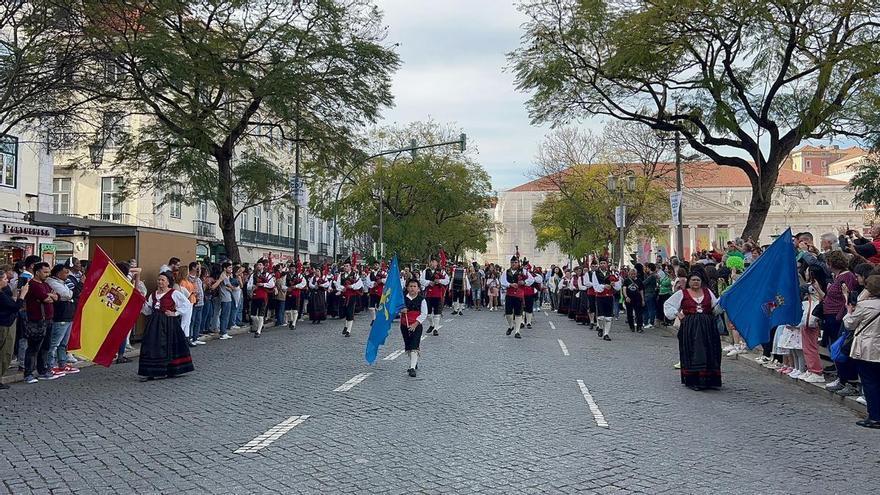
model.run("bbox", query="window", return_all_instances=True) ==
[103,59,123,84]
[309,218,316,243]
[816,199,830,206]
[101,177,122,218]
[318,220,325,244]
[253,208,261,231]
[241,209,248,230]
[287,214,293,238]
[805,160,811,172]
[197,200,208,221]
[53,178,71,214]
[101,112,127,147]
[0,136,16,188]
[168,187,183,219]
[277,212,283,237]
[267,209,274,235]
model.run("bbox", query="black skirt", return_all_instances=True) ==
[678,313,722,388]
[567,292,578,319]
[309,290,327,321]
[576,291,590,323]
[138,313,194,378]
[558,289,570,314]
[595,296,614,318]
[400,323,423,351]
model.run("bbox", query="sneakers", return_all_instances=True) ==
[763,361,781,370]
[644,324,653,329]
[194,340,207,345]
[835,384,860,397]
[788,369,802,379]
[24,375,38,384]
[673,362,681,369]
[722,344,736,352]
[825,379,844,391]
[50,367,67,378]
[756,356,771,363]
[38,373,61,381]
[799,372,825,384]
[62,365,80,374]
[856,396,867,405]
[230,325,241,329]
[219,334,233,340]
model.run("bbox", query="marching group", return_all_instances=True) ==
[3,225,880,428]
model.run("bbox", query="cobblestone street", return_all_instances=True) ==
[1,308,876,494]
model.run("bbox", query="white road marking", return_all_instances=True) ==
[334,372,372,392]
[577,380,609,428]
[557,339,569,356]
[383,349,405,361]
[444,318,453,322]
[549,321,556,330]
[234,415,310,453]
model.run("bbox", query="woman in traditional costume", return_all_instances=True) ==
[664,272,722,390]
[308,267,330,324]
[138,272,194,380]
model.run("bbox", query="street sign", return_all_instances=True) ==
[669,191,682,225]
[614,205,626,228]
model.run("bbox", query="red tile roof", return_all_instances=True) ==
[507,161,846,192]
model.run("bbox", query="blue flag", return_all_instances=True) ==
[365,256,405,364]
[719,228,802,349]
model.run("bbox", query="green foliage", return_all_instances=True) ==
[78,0,399,259]
[531,164,668,258]
[310,123,494,261]
[848,159,880,215]
[510,0,880,239]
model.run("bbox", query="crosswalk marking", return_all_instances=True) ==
[334,373,372,392]
[383,349,405,361]
[557,339,569,356]
[577,380,609,428]
[549,321,556,330]
[444,318,453,322]
[234,415,310,454]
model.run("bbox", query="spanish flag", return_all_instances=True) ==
[68,246,146,367]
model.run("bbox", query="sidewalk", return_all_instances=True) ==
[1,322,260,386]
[658,325,867,416]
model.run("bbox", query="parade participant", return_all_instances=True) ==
[368,262,387,324]
[336,261,363,337]
[664,271,722,390]
[420,258,449,336]
[590,258,621,341]
[557,268,572,315]
[574,265,590,325]
[285,261,307,330]
[246,260,275,338]
[272,264,288,327]
[623,267,645,333]
[522,260,538,328]
[138,272,194,381]
[500,256,533,338]
[399,279,428,377]
[450,263,469,316]
[568,266,582,320]
[309,266,331,324]
[585,262,598,329]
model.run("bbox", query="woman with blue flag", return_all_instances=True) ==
[664,270,722,390]
[399,279,428,377]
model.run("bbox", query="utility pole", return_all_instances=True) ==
[675,130,684,260]
[378,159,384,260]
[293,109,302,263]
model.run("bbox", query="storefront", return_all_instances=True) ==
[0,221,56,266]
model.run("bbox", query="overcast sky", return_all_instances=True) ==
[375,0,595,191]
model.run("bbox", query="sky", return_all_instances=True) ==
[374,0,580,191]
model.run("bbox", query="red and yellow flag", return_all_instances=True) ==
[68,246,146,367]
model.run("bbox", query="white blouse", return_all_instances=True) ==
[401,294,429,324]
[663,289,719,320]
[142,289,193,317]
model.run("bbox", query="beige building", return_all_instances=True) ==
[483,162,872,267]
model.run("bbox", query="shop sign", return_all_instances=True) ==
[2,223,55,237]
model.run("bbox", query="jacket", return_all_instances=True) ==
[0,286,18,326]
[845,294,880,363]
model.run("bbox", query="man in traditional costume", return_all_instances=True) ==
[590,258,621,341]
[420,258,449,336]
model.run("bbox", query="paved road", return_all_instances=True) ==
[1,307,876,494]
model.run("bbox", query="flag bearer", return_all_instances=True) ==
[399,279,428,377]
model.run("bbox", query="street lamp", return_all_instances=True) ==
[608,170,636,267]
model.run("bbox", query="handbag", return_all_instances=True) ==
[830,311,880,362]
[23,304,49,339]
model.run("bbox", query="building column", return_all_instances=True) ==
[689,225,697,257]
[709,225,717,250]
[669,226,676,259]
[728,226,737,242]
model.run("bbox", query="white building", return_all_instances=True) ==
[483,162,872,267]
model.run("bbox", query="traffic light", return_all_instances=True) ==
[459,133,467,152]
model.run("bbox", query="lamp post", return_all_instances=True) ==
[608,170,636,267]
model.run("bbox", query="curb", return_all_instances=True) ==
[1,321,264,386]
[659,325,867,417]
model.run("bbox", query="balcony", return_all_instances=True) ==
[193,220,216,238]
[87,212,134,224]
[318,242,329,255]
[239,229,308,251]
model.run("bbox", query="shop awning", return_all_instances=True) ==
[26,211,126,231]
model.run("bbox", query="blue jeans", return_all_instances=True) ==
[471,289,481,307]
[612,297,620,317]
[48,321,72,368]
[219,301,233,335]
[643,294,657,324]
[211,297,221,331]
[233,298,243,326]
[201,298,214,335]
[190,305,204,341]
[275,301,285,326]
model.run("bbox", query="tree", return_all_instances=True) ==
[849,157,880,215]
[310,123,494,262]
[0,0,95,137]
[531,164,668,260]
[510,0,880,240]
[79,0,399,261]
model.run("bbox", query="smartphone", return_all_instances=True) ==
[20,272,33,281]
